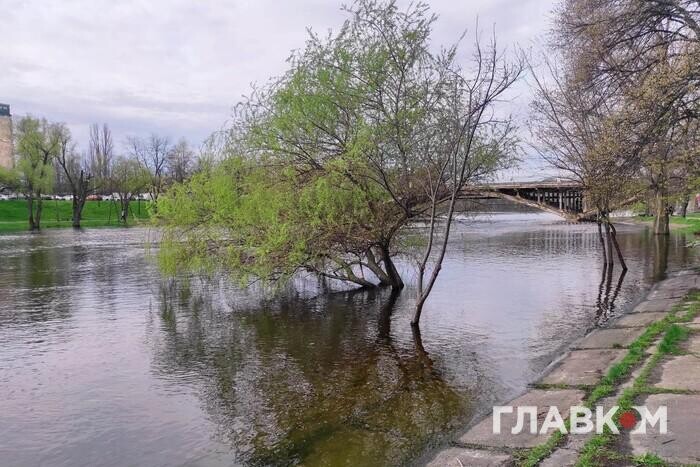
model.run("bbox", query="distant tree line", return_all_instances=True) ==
[0,118,201,229]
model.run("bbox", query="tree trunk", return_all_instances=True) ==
[652,189,669,235]
[35,197,43,230]
[604,221,614,265]
[72,195,86,228]
[597,220,608,264]
[679,195,690,218]
[120,199,130,224]
[381,245,404,290]
[27,196,36,230]
[653,235,669,280]
[609,222,627,271]
[366,247,394,286]
[412,192,459,327]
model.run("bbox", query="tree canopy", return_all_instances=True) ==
[156,0,520,296]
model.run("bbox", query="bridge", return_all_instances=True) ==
[464,179,589,220]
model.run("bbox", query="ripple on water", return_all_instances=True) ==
[0,218,697,466]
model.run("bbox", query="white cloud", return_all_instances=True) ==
[1,0,555,165]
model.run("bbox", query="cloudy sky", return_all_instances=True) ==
[2,0,556,170]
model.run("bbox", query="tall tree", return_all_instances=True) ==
[109,156,150,224]
[14,116,60,230]
[54,124,94,228]
[88,123,114,190]
[529,50,640,269]
[553,0,700,234]
[166,138,195,183]
[126,134,170,205]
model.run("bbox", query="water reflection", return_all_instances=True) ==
[154,283,466,466]
[0,215,697,467]
[594,266,628,326]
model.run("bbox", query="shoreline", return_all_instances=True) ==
[616,215,700,235]
[424,267,700,466]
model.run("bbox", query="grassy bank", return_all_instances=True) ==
[0,199,152,232]
[518,290,700,467]
[632,213,700,235]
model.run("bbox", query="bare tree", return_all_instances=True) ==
[167,138,195,183]
[126,134,170,205]
[109,156,150,224]
[54,124,93,228]
[411,33,522,326]
[553,0,700,234]
[528,47,640,271]
[88,123,114,192]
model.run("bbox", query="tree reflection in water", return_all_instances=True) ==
[153,280,468,467]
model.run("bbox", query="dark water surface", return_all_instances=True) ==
[0,213,697,467]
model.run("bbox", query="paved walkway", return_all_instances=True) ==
[425,269,700,467]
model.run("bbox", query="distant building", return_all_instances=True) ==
[0,103,13,169]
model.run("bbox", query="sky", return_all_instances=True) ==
[1,0,556,175]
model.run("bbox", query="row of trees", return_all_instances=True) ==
[0,117,200,229]
[156,0,523,326]
[529,0,700,269]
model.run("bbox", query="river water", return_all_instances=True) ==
[0,213,697,467]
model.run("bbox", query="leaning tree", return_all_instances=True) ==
[156,0,520,325]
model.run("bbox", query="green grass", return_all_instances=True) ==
[0,199,152,232]
[574,293,699,467]
[636,213,700,235]
[519,292,700,467]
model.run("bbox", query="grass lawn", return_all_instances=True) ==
[636,212,700,235]
[0,199,152,232]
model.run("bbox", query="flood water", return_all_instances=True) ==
[0,212,697,467]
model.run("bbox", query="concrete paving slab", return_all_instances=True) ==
[632,299,679,313]
[660,274,698,288]
[539,448,578,467]
[574,328,644,349]
[647,288,688,300]
[652,355,700,391]
[540,349,625,386]
[457,389,585,448]
[685,334,700,354]
[425,447,513,467]
[610,312,667,328]
[628,394,700,465]
[540,428,596,466]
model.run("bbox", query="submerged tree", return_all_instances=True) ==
[54,124,94,228]
[553,0,700,234]
[156,0,520,324]
[411,35,521,325]
[529,52,639,270]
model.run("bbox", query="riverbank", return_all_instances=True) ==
[426,269,700,466]
[622,214,700,235]
[0,199,151,232]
